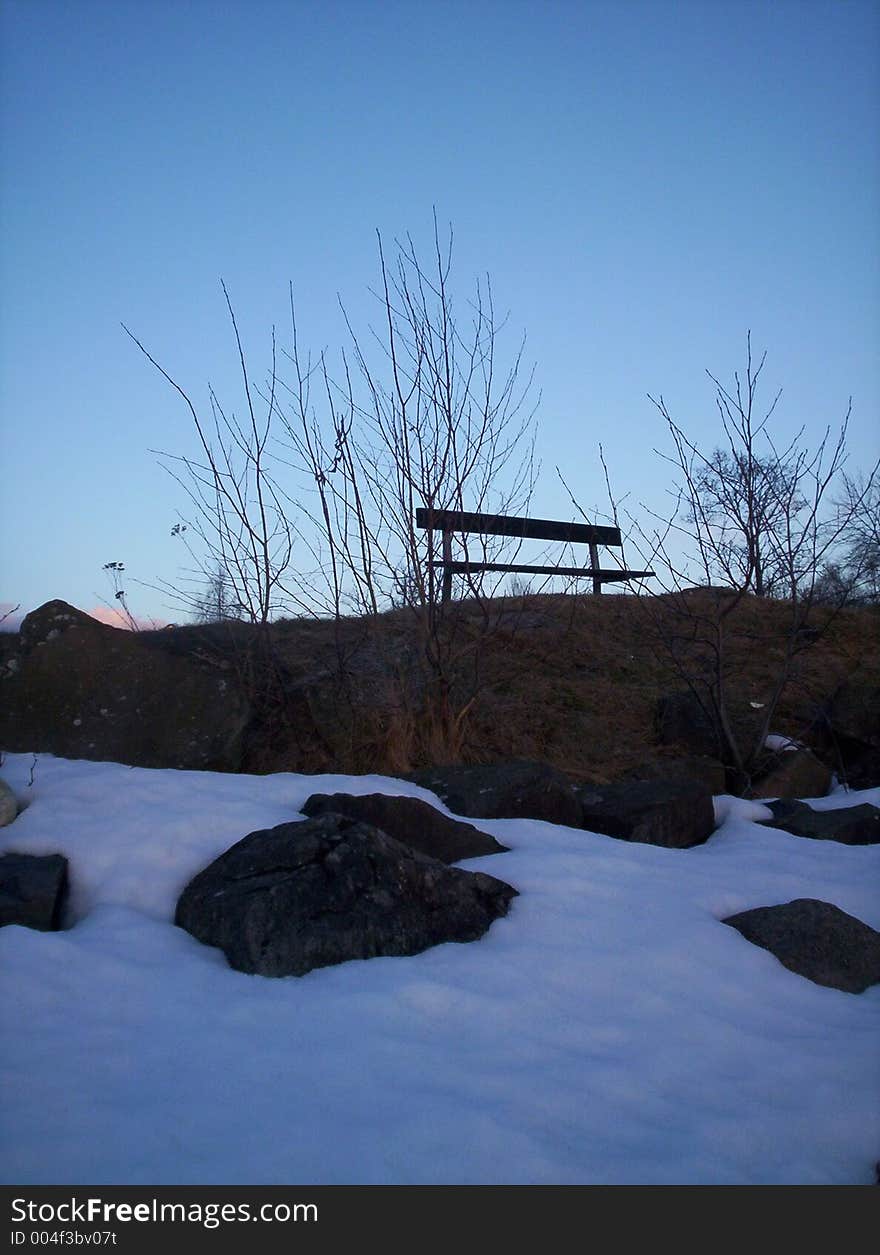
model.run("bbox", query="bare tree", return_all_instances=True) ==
[625,335,878,788]
[815,470,880,606]
[646,335,863,599]
[126,221,540,769]
[123,282,295,630]
[122,288,314,760]
[191,563,246,624]
[266,218,540,764]
[276,219,538,608]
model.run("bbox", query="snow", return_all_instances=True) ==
[0,751,878,1186]
[764,734,803,753]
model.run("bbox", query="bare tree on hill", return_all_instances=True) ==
[275,217,540,764]
[815,470,880,607]
[623,334,879,788]
[125,218,539,768]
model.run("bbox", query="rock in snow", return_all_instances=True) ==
[0,852,69,931]
[301,791,508,862]
[404,759,582,827]
[749,749,833,801]
[722,898,880,994]
[577,779,716,848]
[0,778,18,828]
[763,799,880,845]
[175,812,517,977]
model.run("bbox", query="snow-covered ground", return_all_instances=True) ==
[1,751,878,1185]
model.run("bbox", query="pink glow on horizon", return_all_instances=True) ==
[85,605,167,631]
[0,602,167,633]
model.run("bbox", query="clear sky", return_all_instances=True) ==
[1,0,878,624]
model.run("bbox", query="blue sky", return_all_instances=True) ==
[1,0,878,623]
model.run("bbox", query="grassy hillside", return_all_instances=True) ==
[222,589,880,786]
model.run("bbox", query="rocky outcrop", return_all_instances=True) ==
[0,779,17,827]
[405,760,582,827]
[763,800,880,845]
[301,792,508,862]
[749,749,833,800]
[577,780,716,848]
[0,852,68,930]
[174,813,517,978]
[722,898,880,994]
[0,601,251,771]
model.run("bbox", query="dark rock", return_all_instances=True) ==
[0,852,68,930]
[0,779,17,827]
[0,631,19,680]
[17,600,102,652]
[722,898,880,994]
[825,678,880,789]
[763,800,880,845]
[749,749,833,800]
[655,691,720,757]
[174,813,517,978]
[0,600,251,771]
[836,745,880,792]
[829,680,880,750]
[404,760,581,827]
[619,754,727,796]
[300,792,508,862]
[577,779,716,848]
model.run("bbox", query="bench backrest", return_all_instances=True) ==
[415,508,621,547]
[413,507,651,601]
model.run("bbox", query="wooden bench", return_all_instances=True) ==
[416,508,654,603]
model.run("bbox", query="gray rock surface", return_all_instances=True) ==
[750,749,833,800]
[0,779,17,827]
[619,754,727,795]
[722,898,880,994]
[405,760,582,827]
[763,800,880,845]
[175,812,517,977]
[577,779,716,848]
[0,852,68,930]
[0,600,251,771]
[301,792,508,862]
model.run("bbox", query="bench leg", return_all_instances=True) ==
[589,541,602,594]
[441,529,453,604]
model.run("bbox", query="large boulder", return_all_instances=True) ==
[762,800,880,846]
[722,899,880,994]
[300,793,508,862]
[404,760,582,827]
[0,779,17,827]
[175,813,517,978]
[577,779,716,848]
[0,852,68,930]
[0,601,251,771]
[749,749,833,800]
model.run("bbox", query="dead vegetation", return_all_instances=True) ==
[158,588,878,786]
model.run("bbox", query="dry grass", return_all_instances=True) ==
[206,590,879,784]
